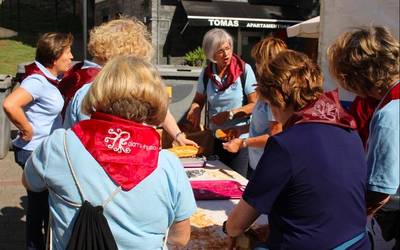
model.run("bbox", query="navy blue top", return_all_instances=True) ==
[243,123,370,249]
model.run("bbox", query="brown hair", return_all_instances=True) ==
[251,37,287,76]
[88,17,153,63]
[82,56,168,125]
[257,50,324,111]
[35,32,73,67]
[327,26,399,97]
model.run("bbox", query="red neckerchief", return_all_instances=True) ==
[349,96,379,148]
[205,53,245,92]
[58,62,100,117]
[71,112,160,191]
[285,89,357,130]
[377,80,400,110]
[24,63,59,87]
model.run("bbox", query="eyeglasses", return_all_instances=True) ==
[215,46,232,56]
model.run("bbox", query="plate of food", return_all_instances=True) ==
[167,145,199,158]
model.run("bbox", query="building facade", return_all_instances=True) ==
[94,0,319,65]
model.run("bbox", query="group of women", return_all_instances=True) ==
[2,15,399,250]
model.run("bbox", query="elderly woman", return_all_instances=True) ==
[3,32,73,250]
[23,56,197,249]
[187,28,257,176]
[63,18,196,146]
[223,37,285,178]
[225,50,370,249]
[328,26,399,246]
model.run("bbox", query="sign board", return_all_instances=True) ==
[188,16,299,29]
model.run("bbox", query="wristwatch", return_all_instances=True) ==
[242,138,248,148]
[228,110,234,120]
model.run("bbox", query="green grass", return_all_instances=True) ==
[0,38,35,75]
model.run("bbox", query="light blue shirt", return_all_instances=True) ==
[63,83,91,128]
[13,61,63,151]
[196,63,257,137]
[248,100,275,169]
[24,128,197,250]
[367,99,399,201]
[63,60,101,128]
[81,59,101,70]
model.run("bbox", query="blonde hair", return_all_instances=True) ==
[257,50,324,111]
[36,32,73,67]
[88,17,153,62]
[202,28,233,63]
[81,56,168,125]
[327,26,399,97]
[251,37,287,76]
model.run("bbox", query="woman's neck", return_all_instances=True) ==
[46,67,59,78]
[280,106,295,127]
[216,63,228,78]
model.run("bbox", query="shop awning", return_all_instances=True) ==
[182,0,303,29]
[287,16,320,38]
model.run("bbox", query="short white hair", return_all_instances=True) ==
[202,28,233,63]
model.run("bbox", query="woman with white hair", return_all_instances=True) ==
[187,28,257,177]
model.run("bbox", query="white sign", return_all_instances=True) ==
[208,19,239,27]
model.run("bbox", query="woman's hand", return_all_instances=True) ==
[20,125,33,142]
[223,138,243,153]
[211,111,230,125]
[175,132,199,147]
[187,103,202,128]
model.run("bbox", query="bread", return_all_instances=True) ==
[215,129,236,140]
[167,145,199,158]
[215,129,227,139]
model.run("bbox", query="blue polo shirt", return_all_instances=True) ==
[196,64,256,136]
[248,100,275,169]
[24,128,197,250]
[13,61,63,151]
[367,99,399,210]
[244,123,370,249]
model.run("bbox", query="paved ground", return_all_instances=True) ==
[0,148,395,249]
[0,150,25,250]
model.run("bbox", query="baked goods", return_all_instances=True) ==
[167,145,199,158]
[215,129,236,140]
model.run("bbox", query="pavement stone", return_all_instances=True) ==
[0,151,26,250]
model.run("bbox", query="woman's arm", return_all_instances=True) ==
[186,92,206,129]
[223,121,282,153]
[212,92,257,125]
[167,218,191,247]
[232,92,257,118]
[2,87,34,141]
[162,110,198,147]
[226,198,260,237]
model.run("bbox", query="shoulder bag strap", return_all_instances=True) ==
[202,67,210,129]
[63,132,86,202]
[240,66,247,105]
